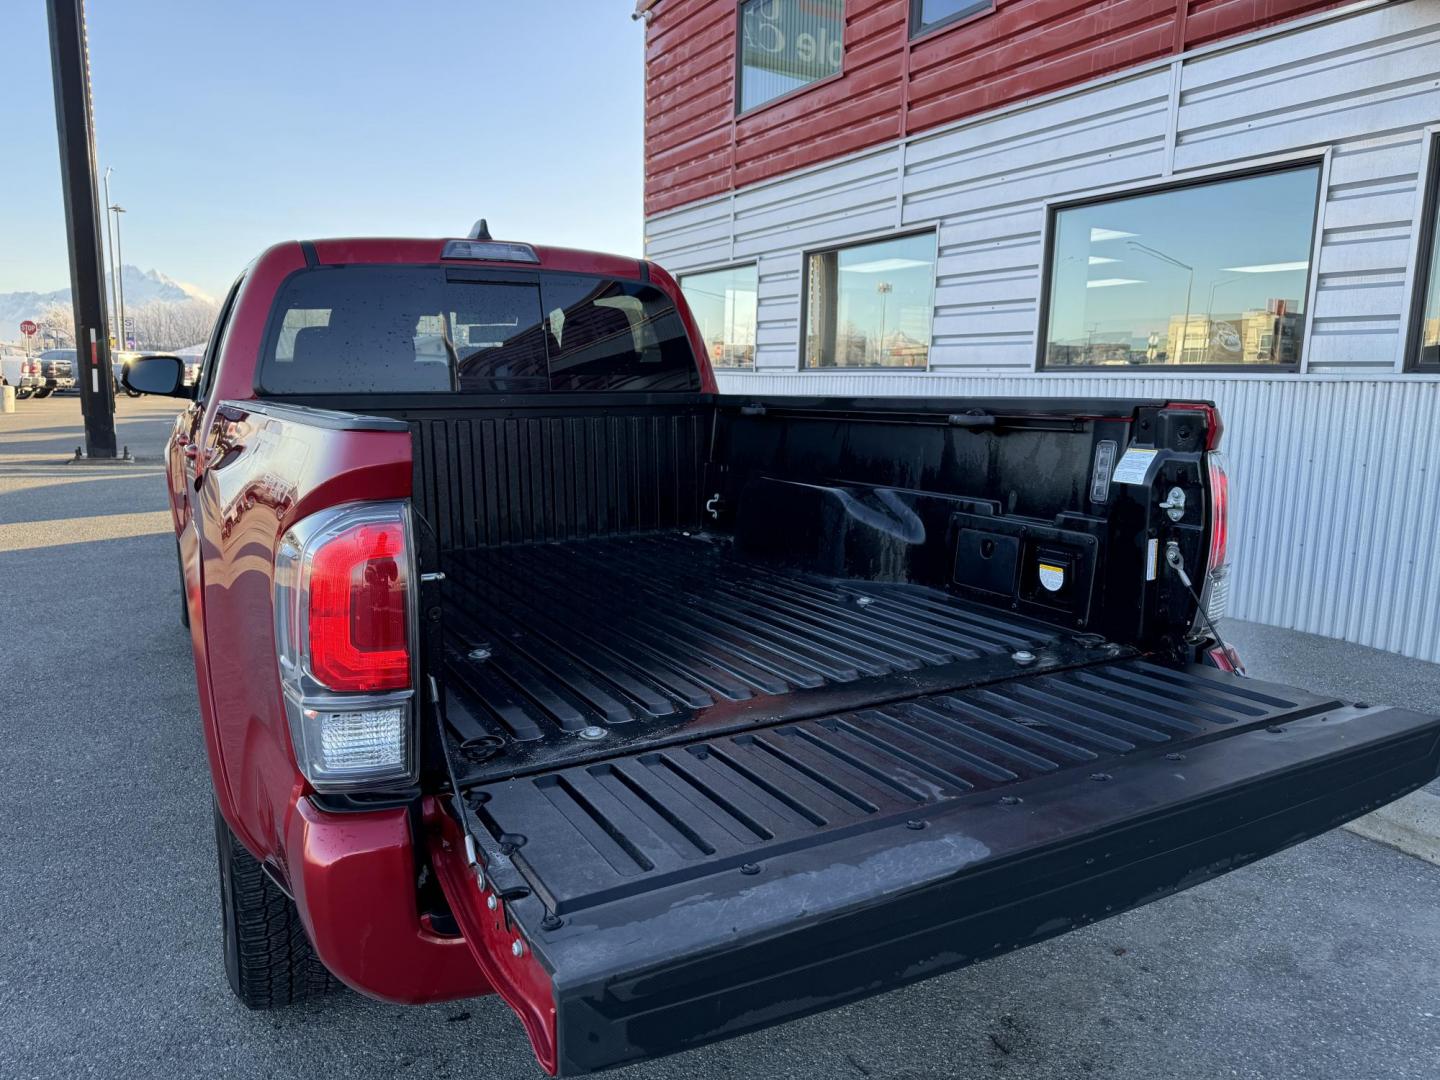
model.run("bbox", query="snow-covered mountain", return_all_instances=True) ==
[0,266,210,327]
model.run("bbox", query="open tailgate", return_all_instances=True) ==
[430,660,1440,1075]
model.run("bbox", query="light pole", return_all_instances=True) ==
[875,280,893,364]
[103,167,119,343]
[110,203,127,348]
[1127,241,1194,361]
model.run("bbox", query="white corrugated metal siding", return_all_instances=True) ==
[645,1,1440,662]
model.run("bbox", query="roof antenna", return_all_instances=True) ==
[468,218,492,241]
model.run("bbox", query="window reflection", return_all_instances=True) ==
[1042,165,1321,368]
[805,233,936,369]
[739,0,844,113]
[911,0,992,36]
[681,265,758,368]
[1418,140,1440,368]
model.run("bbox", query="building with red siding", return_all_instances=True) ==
[638,0,1440,661]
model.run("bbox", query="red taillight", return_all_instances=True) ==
[1165,401,1223,450]
[307,520,410,692]
[1206,451,1229,572]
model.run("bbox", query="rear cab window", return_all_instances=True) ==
[258,265,699,395]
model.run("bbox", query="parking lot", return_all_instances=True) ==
[2,395,1439,1080]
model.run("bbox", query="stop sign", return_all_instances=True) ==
[19,320,37,337]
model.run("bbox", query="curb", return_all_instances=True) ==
[1344,790,1440,867]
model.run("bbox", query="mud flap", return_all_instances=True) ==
[431,662,1440,1075]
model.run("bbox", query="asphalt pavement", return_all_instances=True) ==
[2,395,1438,1080]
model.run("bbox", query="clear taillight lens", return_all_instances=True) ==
[274,501,416,791]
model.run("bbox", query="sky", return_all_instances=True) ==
[0,0,646,300]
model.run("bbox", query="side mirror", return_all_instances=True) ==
[122,354,193,398]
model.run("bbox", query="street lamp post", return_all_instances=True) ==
[875,281,893,364]
[110,203,127,348]
[103,168,119,343]
[1127,241,1195,361]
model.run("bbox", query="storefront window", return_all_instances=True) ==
[1414,138,1440,369]
[680,265,758,369]
[1041,164,1322,369]
[910,0,992,37]
[804,233,936,369]
[738,0,844,113]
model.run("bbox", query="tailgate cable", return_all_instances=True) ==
[1164,543,1243,674]
[428,674,487,882]
[428,675,538,912]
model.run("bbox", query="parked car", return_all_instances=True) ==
[124,234,1440,1077]
[0,352,43,399]
[36,347,78,397]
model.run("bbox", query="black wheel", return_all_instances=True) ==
[213,804,339,1008]
[125,387,142,398]
[33,387,52,399]
[177,541,190,628]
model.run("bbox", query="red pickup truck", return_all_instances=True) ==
[125,232,1440,1075]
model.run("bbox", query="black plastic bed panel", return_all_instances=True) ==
[466,695,1440,1075]
[438,532,1073,779]
[465,661,1340,916]
[410,411,707,551]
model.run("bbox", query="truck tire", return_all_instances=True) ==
[213,804,339,1008]
[33,387,52,399]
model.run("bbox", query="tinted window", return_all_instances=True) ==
[541,276,699,391]
[262,267,456,393]
[738,0,843,113]
[1042,165,1321,369]
[259,267,695,394]
[804,233,936,369]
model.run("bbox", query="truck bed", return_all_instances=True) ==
[438,531,1075,781]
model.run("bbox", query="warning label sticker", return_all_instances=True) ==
[1112,446,1159,486]
[1038,562,1066,592]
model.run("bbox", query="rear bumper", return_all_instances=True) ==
[280,797,489,1004]
[462,703,1440,1074]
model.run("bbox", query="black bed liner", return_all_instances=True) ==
[465,661,1336,916]
[439,532,1077,780]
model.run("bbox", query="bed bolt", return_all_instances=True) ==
[905,819,926,830]
[1090,772,1113,783]
[1354,701,1371,709]
[487,894,498,912]
[856,596,874,606]
[740,863,761,875]
[999,795,1023,806]
[468,645,492,661]
[1012,649,1036,665]
[579,725,607,741]
[1165,752,1185,762]
[541,914,564,931]
[1266,725,1285,734]
[511,939,526,958]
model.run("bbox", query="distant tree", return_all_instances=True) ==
[36,301,76,347]
[128,299,220,351]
